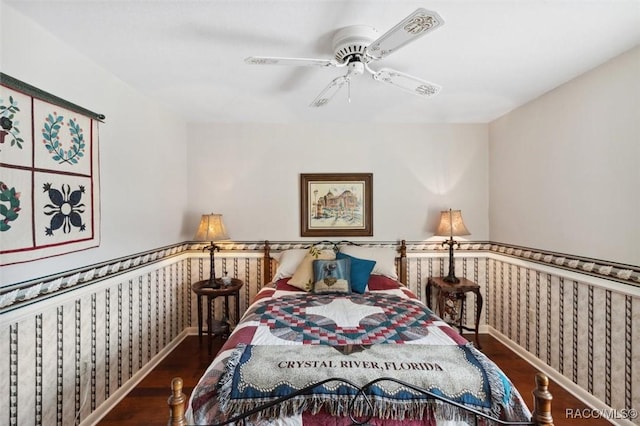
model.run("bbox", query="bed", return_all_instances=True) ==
[168,240,553,425]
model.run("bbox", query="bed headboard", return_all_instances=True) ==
[262,240,407,285]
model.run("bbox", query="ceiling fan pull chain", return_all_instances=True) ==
[348,78,352,103]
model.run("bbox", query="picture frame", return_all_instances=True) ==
[300,173,373,237]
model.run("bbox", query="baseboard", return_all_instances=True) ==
[488,327,636,426]
[80,328,193,426]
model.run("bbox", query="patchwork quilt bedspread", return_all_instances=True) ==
[187,278,532,425]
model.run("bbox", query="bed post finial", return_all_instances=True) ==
[398,240,407,284]
[168,377,187,426]
[532,372,554,426]
[264,240,272,284]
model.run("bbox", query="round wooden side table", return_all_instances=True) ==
[192,278,243,352]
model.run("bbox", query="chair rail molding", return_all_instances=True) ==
[3,240,638,313]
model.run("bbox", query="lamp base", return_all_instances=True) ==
[442,274,460,284]
[205,241,221,288]
[443,238,460,284]
[208,277,221,289]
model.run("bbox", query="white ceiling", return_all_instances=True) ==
[6,0,640,124]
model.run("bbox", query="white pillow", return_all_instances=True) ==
[271,249,308,281]
[338,246,398,280]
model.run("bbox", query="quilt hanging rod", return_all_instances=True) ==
[1,73,106,122]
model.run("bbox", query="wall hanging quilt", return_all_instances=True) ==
[0,74,104,266]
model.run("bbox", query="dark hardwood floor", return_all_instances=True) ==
[98,334,611,425]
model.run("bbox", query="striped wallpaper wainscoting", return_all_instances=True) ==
[2,257,191,426]
[487,255,639,425]
[1,241,638,425]
[0,247,266,426]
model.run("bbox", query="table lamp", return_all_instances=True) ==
[435,209,470,283]
[193,213,229,288]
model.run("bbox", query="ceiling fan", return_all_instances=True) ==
[245,8,444,107]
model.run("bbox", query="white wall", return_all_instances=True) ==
[186,123,489,242]
[489,46,640,266]
[1,5,189,286]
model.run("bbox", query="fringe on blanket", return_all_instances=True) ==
[222,394,480,424]
[218,344,521,424]
[467,343,531,421]
[218,344,246,415]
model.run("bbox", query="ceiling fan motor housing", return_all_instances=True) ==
[332,25,379,63]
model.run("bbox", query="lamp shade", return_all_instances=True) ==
[435,209,470,237]
[193,214,230,242]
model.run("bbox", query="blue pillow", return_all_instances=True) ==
[336,252,375,294]
[312,258,351,293]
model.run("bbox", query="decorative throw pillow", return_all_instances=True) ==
[312,258,351,294]
[367,274,402,291]
[287,247,335,291]
[338,246,398,280]
[336,252,375,294]
[271,249,309,281]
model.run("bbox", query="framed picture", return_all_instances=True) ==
[300,173,373,237]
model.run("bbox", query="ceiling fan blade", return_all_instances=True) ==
[372,68,441,98]
[309,75,349,107]
[245,56,340,68]
[365,8,444,60]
